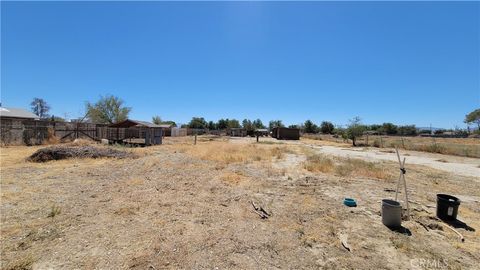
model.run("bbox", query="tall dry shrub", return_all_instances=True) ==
[45,128,60,145]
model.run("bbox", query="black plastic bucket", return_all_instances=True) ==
[436,194,460,221]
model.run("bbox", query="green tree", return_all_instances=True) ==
[227,119,241,128]
[346,116,365,146]
[465,109,480,130]
[269,120,284,130]
[207,121,217,130]
[188,117,208,129]
[252,119,266,129]
[50,115,64,122]
[320,121,334,134]
[434,129,446,135]
[379,123,398,135]
[304,120,318,133]
[217,119,228,129]
[86,95,131,124]
[162,121,177,127]
[152,116,162,125]
[368,124,382,131]
[30,97,50,118]
[334,127,348,141]
[397,125,417,136]
[242,119,254,131]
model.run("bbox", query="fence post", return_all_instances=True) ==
[34,121,38,144]
[194,134,197,145]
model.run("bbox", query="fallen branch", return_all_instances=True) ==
[251,201,271,219]
[444,223,464,242]
[339,233,351,252]
[415,221,430,232]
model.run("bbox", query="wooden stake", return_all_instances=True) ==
[395,147,410,220]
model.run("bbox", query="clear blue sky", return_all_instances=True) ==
[1,1,479,128]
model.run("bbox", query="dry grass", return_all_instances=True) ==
[168,141,292,164]
[69,138,96,146]
[303,153,393,180]
[1,137,479,269]
[4,254,36,270]
[220,171,246,184]
[1,146,40,167]
[114,206,139,216]
[45,128,60,145]
[301,136,350,147]
[302,154,334,173]
[366,136,479,158]
[334,158,392,179]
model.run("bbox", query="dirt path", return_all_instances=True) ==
[310,145,480,178]
[232,137,480,178]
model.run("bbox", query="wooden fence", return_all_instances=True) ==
[0,119,162,146]
[0,119,106,146]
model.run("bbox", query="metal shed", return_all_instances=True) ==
[157,124,173,136]
[228,128,247,137]
[271,127,300,140]
[255,128,269,137]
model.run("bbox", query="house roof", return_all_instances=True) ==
[0,107,39,119]
[109,119,162,128]
[157,124,173,128]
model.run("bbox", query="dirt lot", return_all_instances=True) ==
[1,136,479,269]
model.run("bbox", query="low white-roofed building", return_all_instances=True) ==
[0,107,39,120]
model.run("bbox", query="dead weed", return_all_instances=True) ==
[169,141,292,165]
[303,154,393,180]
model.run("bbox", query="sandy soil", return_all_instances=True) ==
[1,137,479,269]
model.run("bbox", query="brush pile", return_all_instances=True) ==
[28,145,133,162]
